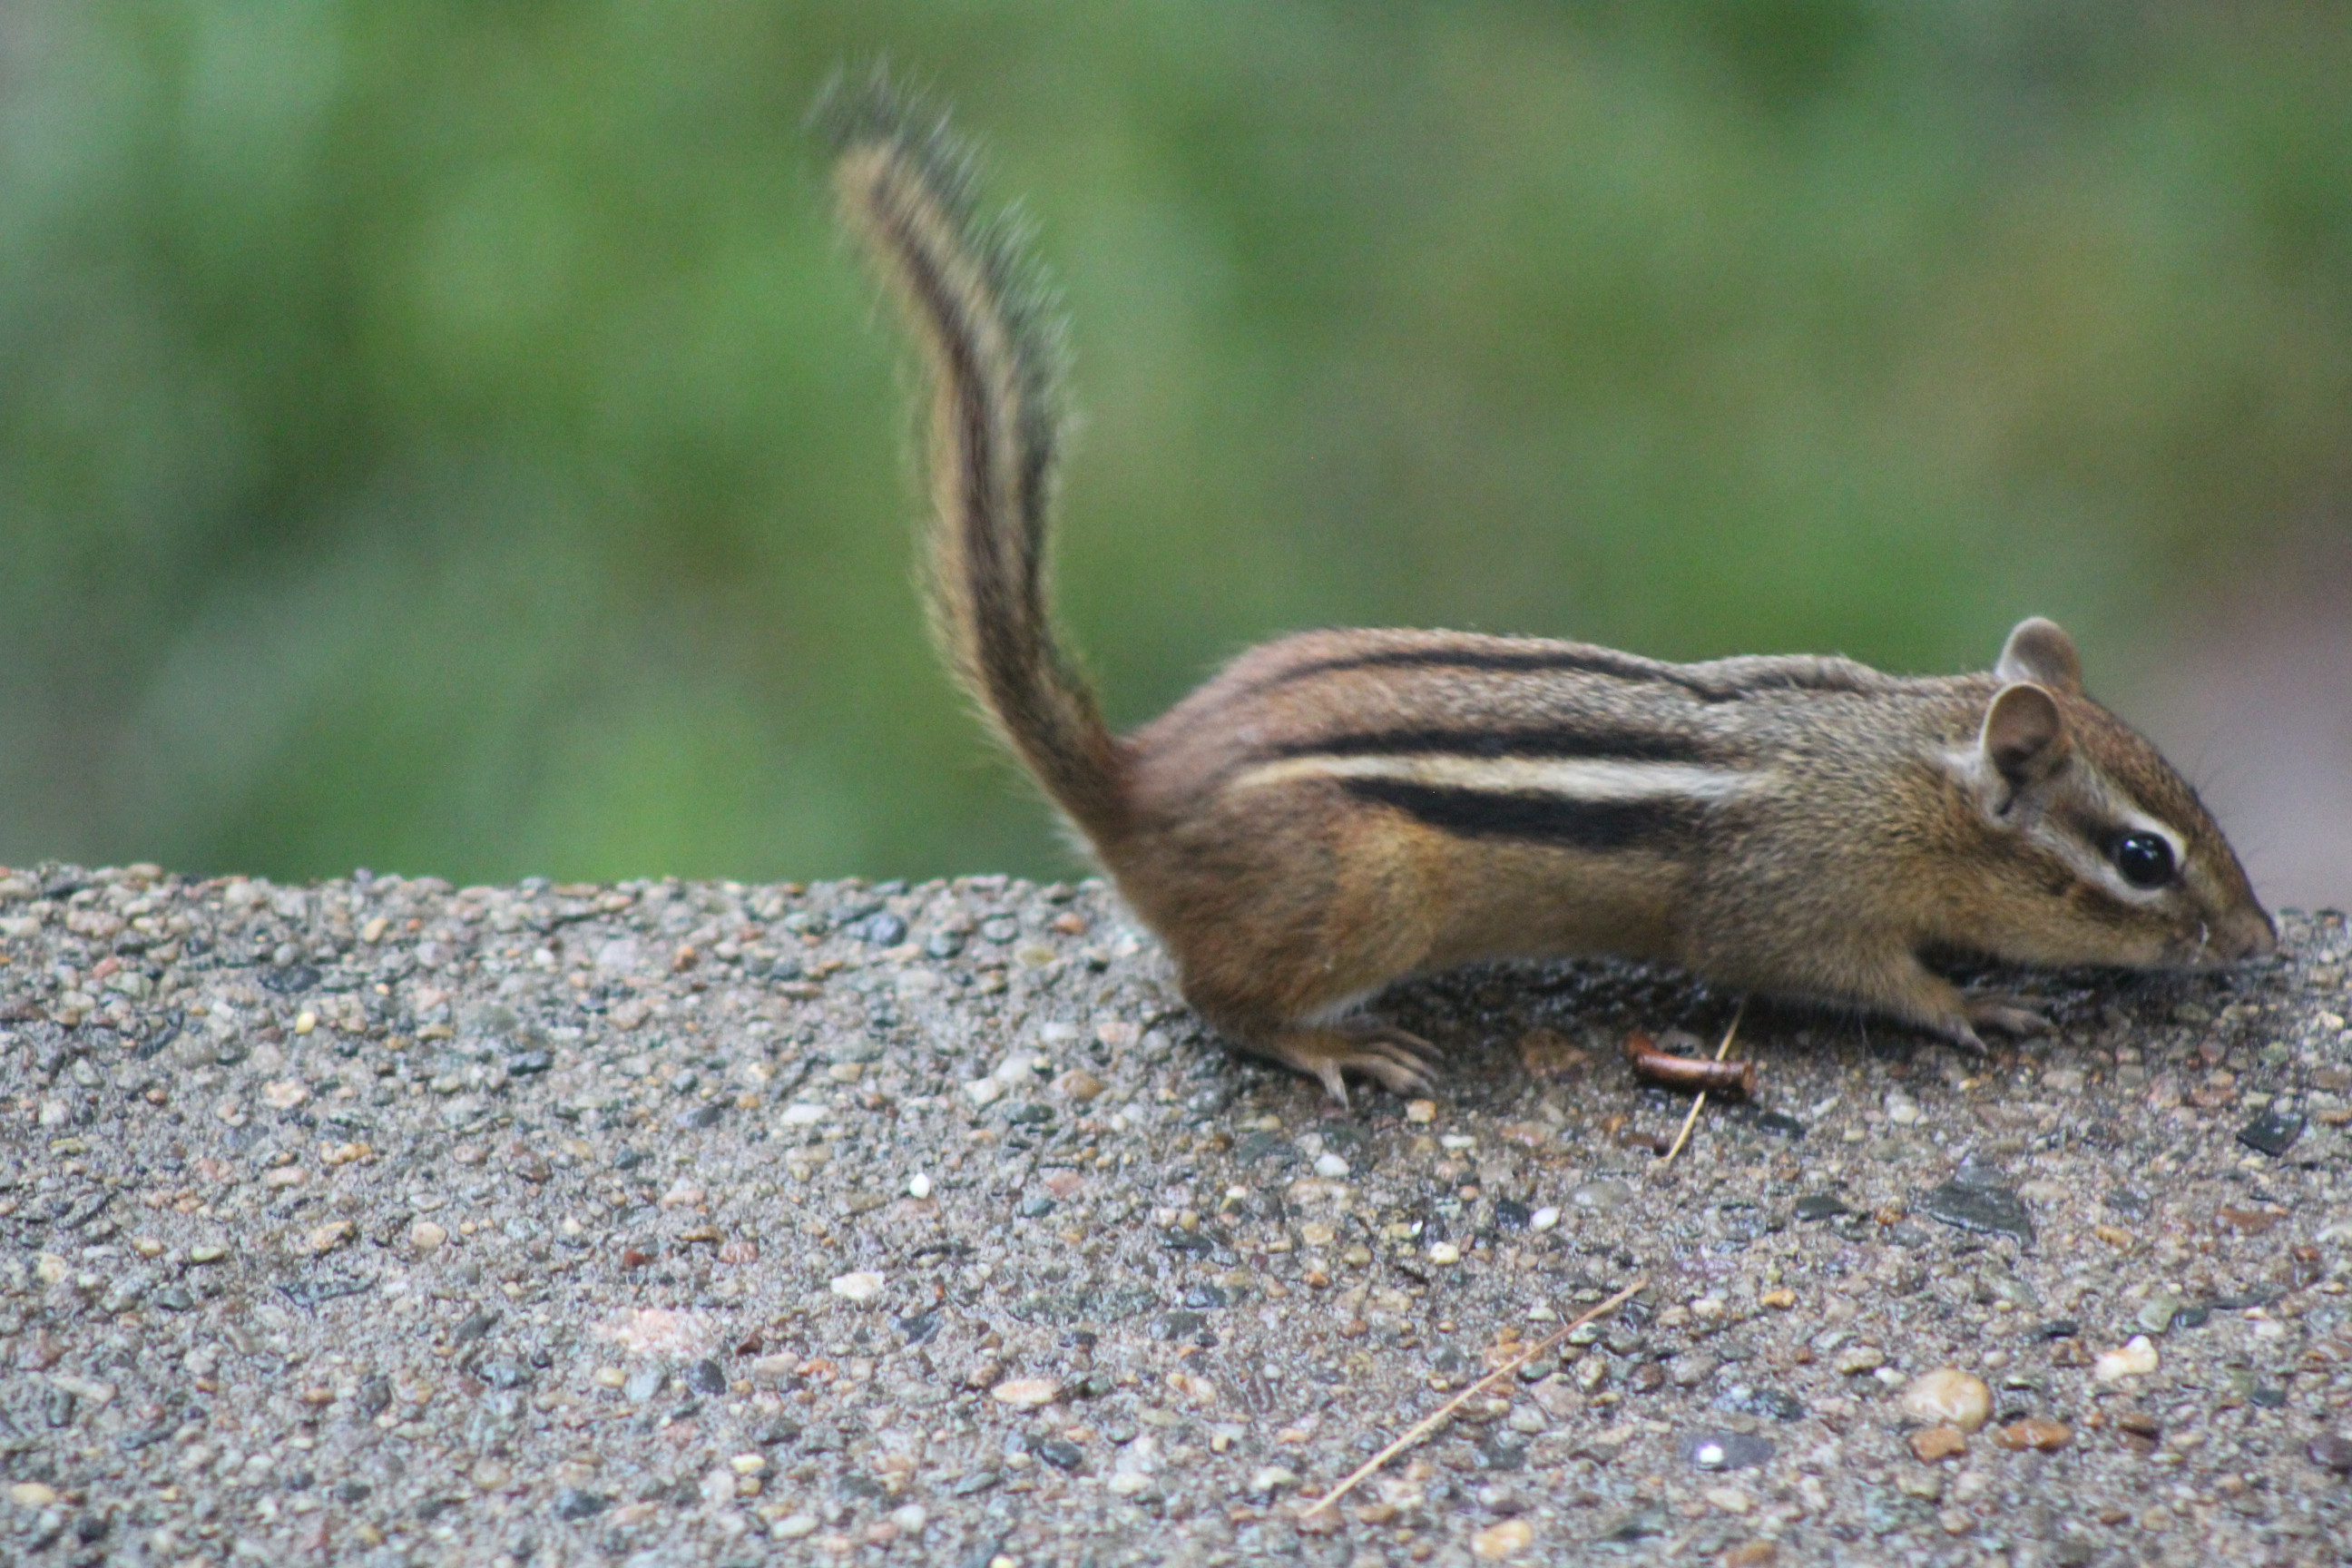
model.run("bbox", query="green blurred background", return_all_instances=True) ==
[2,2,2347,899]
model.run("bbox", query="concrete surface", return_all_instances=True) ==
[3,863,2349,1566]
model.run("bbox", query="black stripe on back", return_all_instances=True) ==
[1259,646,1881,704]
[1269,724,1719,765]
[1341,778,1703,851]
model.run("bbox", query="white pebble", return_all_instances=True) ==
[779,1102,829,1123]
[829,1271,886,1303]
[2094,1335,2160,1382]
[1312,1152,1350,1179]
[1529,1206,1560,1232]
[906,1172,932,1199]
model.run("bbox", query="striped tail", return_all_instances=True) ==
[818,72,1127,843]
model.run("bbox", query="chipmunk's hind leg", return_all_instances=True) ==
[1244,1021,1440,1106]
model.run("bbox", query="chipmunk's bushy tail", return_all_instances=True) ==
[817,71,1126,843]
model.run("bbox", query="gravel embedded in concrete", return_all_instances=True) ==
[1,863,2348,1564]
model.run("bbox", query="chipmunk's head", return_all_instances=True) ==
[1947,617,2274,971]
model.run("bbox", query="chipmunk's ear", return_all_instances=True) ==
[1979,681,2073,793]
[1995,617,2082,696]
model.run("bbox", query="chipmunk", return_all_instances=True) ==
[818,77,2275,1102]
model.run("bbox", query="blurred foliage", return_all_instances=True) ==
[0,1,2345,884]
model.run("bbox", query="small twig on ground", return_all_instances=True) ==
[1626,1037,1756,1097]
[1299,1276,1649,1520]
[1658,1003,1745,1171]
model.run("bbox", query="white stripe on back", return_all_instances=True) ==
[1230,753,1763,802]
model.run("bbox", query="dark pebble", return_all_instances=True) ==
[1493,1197,1531,1230]
[1161,1229,1216,1258]
[416,1497,460,1523]
[2250,1386,2288,1409]
[2309,1435,2352,1474]
[505,1050,553,1075]
[2033,1318,2081,1340]
[1916,1180,2035,1246]
[856,913,908,946]
[756,1419,802,1447]
[1597,1507,1670,1542]
[2238,1107,2306,1158]
[259,965,320,995]
[552,1487,609,1521]
[1181,1284,1229,1310]
[897,1312,939,1346]
[2105,1187,2150,1216]
[481,1360,531,1389]
[1716,1385,1806,1422]
[684,1358,727,1396]
[923,932,964,959]
[949,1469,1002,1497]
[336,1483,372,1504]
[1031,1438,1084,1472]
[1683,1431,1775,1471]
[152,1285,193,1312]
[1152,1310,1207,1341]
[1791,1195,1854,1222]
[680,1102,725,1130]
[355,1377,392,1416]
[451,1309,497,1345]
[1751,1110,1806,1139]
[1017,1197,1056,1219]
[2170,1306,2210,1331]
[1476,1435,1528,1470]
[1003,1102,1054,1127]
[1233,1132,1300,1169]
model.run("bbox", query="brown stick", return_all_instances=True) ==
[1298,1277,1649,1520]
[1628,1046,1756,1097]
[1659,1004,1746,1171]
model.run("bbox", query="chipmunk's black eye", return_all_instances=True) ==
[2112,831,2175,889]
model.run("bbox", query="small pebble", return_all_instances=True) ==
[1909,1425,1967,1462]
[2093,1337,2159,1382]
[1684,1433,1775,1471]
[1899,1369,1992,1433]
[1915,1179,2034,1246]
[1528,1205,1559,1232]
[829,1271,886,1303]
[1992,1419,2073,1452]
[1834,1346,1886,1376]
[990,1378,1060,1409]
[1312,1152,1350,1179]
[1471,1518,1534,1559]
[1570,1180,1632,1212]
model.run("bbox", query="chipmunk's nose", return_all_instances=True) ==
[2220,906,2277,962]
